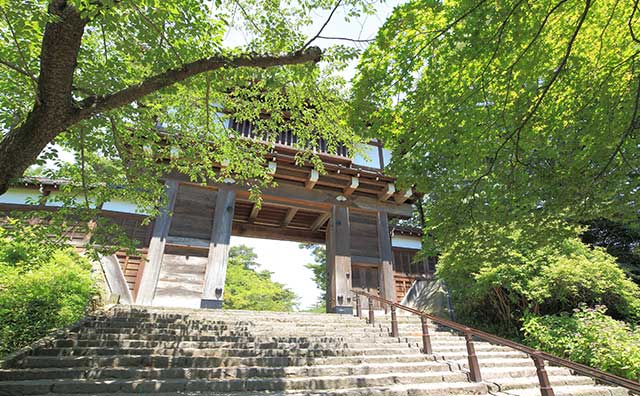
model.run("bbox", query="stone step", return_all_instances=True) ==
[480,365,572,379]
[30,346,423,358]
[495,384,629,396]
[0,361,453,381]
[0,371,474,394]
[17,352,446,369]
[53,336,440,348]
[73,327,386,337]
[1,306,629,396]
[48,339,504,353]
[448,358,534,369]
[486,374,595,391]
[86,321,385,331]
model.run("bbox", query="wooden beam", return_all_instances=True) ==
[305,169,319,189]
[233,222,325,244]
[344,176,359,197]
[170,174,414,217]
[378,183,395,201]
[394,188,413,204]
[281,207,298,227]
[201,188,236,308]
[249,203,260,223]
[136,179,179,305]
[377,211,396,303]
[311,211,331,232]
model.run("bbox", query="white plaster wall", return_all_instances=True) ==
[102,199,148,215]
[0,188,42,205]
[391,235,422,250]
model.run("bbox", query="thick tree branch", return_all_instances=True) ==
[77,47,322,118]
[0,0,87,195]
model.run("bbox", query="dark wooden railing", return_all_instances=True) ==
[353,290,640,396]
[229,119,349,157]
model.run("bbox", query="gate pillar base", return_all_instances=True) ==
[333,306,353,315]
[200,299,223,309]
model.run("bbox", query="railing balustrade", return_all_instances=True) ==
[352,290,640,396]
[229,119,349,157]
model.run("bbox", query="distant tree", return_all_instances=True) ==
[300,243,327,310]
[224,245,298,311]
[581,219,640,285]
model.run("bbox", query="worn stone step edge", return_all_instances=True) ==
[0,360,455,381]
[0,371,473,394]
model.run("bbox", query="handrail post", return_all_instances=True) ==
[355,295,362,319]
[464,330,482,382]
[532,353,555,396]
[368,297,374,325]
[421,316,432,354]
[390,305,399,337]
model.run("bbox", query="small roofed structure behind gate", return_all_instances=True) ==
[0,121,427,314]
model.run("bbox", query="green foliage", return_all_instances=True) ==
[0,235,95,356]
[1,0,369,216]
[523,306,640,380]
[436,220,640,336]
[224,245,298,311]
[300,243,327,307]
[352,0,640,250]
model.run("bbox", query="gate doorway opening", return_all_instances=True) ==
[229,236,324,311]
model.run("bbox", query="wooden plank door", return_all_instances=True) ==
[352,264,384,309]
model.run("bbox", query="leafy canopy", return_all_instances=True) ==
[0,0,368,215]
[352,0,640,248]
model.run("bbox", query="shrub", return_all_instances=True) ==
[523,306,640,380]
[0,241,95,355]
[436,220,640,336]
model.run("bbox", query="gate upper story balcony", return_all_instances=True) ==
[228,119,392,171]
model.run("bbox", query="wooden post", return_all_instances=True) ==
[464,330,482,382]
[135,180,178,306]
[201,188,236,309]
[390,305,399,337]
[368,297,374,324]
[377,212,396,303]
[532,354,555,396]
[421,316,433,354]
[327,205,352,314]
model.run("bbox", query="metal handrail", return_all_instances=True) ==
[352,290,640,396]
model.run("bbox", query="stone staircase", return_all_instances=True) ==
[0,306,628,396]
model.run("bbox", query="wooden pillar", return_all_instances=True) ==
[326,205,352,314]
[377,211,396,303]
[136,180,179,305]
[201,188,236,309]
